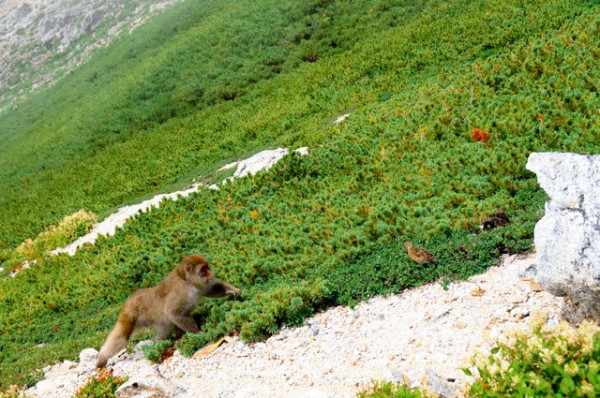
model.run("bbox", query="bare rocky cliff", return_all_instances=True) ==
[0,0,182,111]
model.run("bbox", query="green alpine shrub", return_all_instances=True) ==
[467,313,600,397]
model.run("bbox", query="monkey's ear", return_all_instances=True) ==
[184,263,194,274]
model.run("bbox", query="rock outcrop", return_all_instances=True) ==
[526,152,600,320]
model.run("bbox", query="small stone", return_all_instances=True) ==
[424,369,456,398]
[79,348,98,364]
[519,264,538,278]
[527,280,544,292]
[382,368,405,384]
[116,381,170,398]
[432,306,451,320]
[511,307,530,319]
[295,147,310,156]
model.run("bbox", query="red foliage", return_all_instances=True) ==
[471,127,490,143]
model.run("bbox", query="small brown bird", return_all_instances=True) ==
[404,241,437,264]
[479,209,510,231]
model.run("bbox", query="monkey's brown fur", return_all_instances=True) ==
[96,254,241,368]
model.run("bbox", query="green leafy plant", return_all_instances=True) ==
[176,333,206,357]
[141,339,174,364]
[357,381,424,398]
[466,313,600,397]
[0,389,22,398]
[73,369,127,398]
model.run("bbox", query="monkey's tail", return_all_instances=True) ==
[96,311,136,368]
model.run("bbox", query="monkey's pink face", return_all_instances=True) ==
[200,264,213,281]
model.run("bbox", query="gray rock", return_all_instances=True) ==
[79,348,98,364]
[116,376,186,398]
[15,3,32,19]
[116,380,170,398]
[424,369,456,398]
[526,152,600,320]
[510,306,530,319]
[519,264,538,278]
[382,368,406,384]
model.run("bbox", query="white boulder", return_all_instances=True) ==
[526,152,600,319]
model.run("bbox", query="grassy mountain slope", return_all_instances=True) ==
[0,0,598,390]
[0,0,433,251]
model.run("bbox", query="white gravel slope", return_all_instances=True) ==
[25,252,566,398]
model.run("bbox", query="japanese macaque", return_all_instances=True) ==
[96,254,241,368]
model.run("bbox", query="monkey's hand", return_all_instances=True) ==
[228,287,242,300]
[205,280,242,299]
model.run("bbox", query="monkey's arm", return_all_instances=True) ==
[205,279,242,298]
[168,313,200,333]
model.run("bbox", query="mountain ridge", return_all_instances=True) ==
[0,0,182,111]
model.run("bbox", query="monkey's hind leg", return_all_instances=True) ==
[97,315,136,368]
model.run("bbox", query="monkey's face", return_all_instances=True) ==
[185,263,213,288]
[181,255,214,287]
[199,264,213,281]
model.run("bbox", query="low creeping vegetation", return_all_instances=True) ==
[0,0,598,390]
[467,314,600,397]
[0,210,97,273]
[73,369,128,398]
[141,339,174,364]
